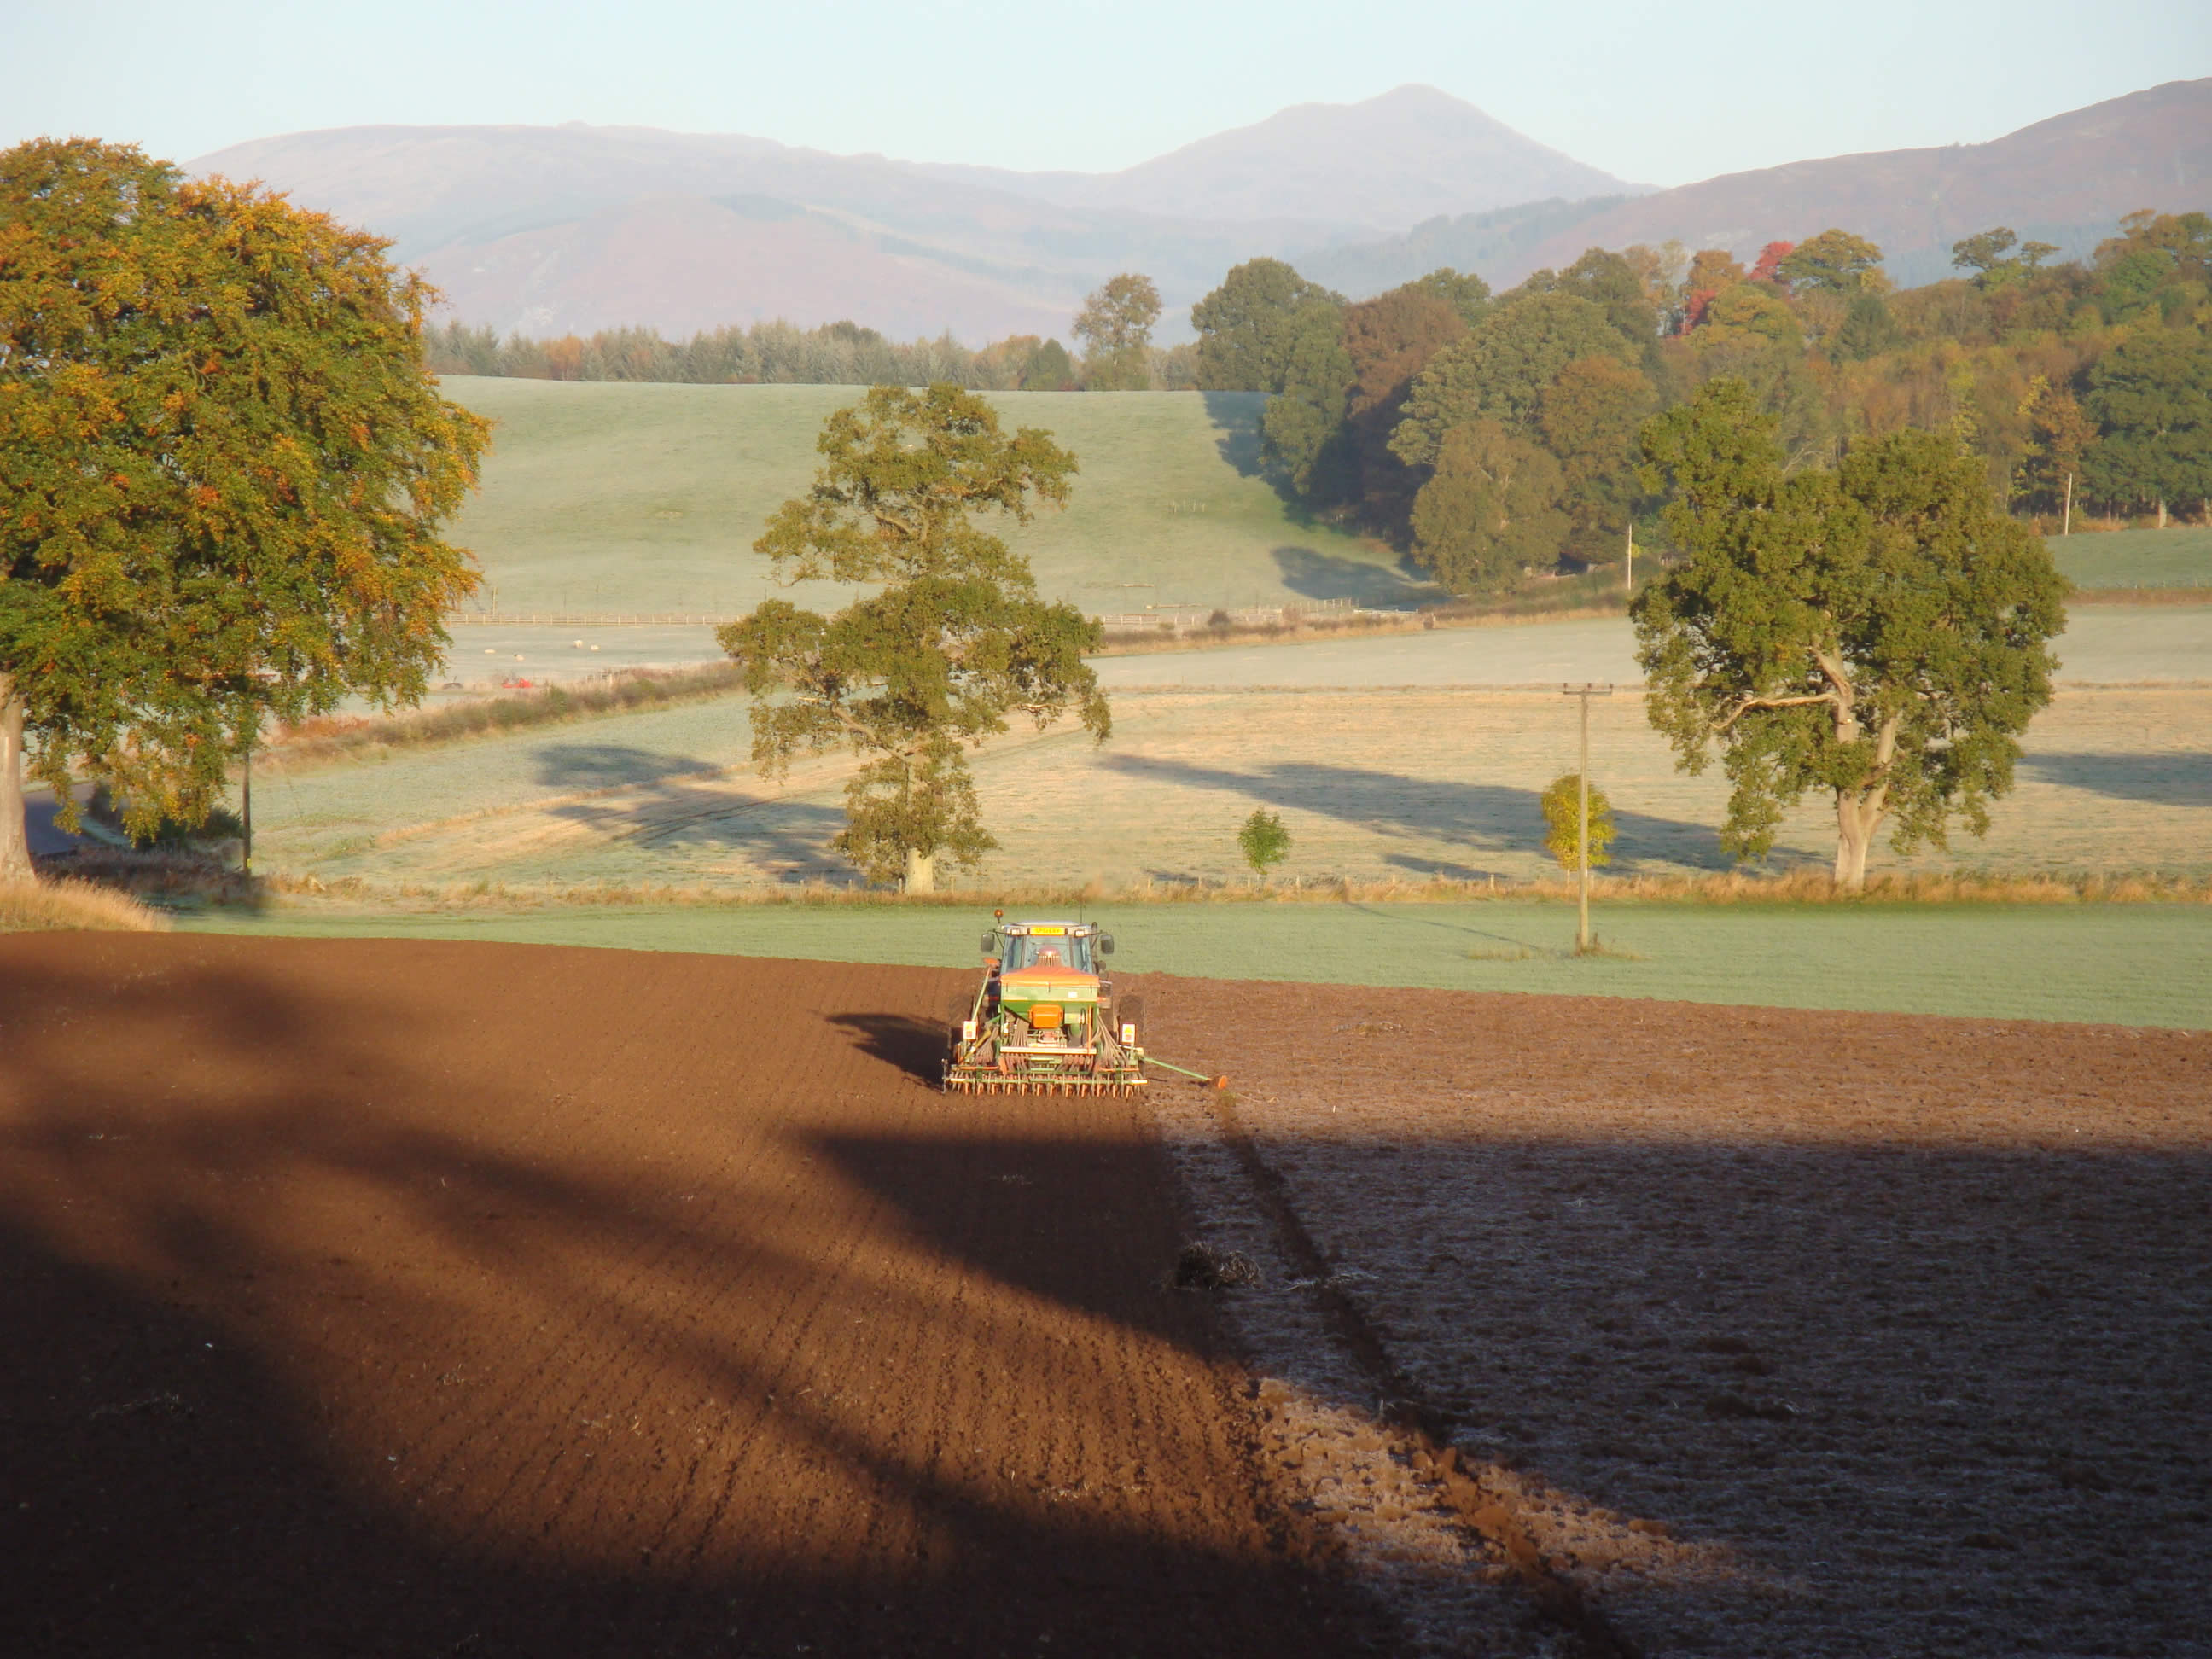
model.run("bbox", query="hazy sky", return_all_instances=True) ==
[6,0,2207,188]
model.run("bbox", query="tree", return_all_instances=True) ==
[2015,375,2097,515]
[1072,273,1161,390]
[1551,247,1662,350]
[1536,354,1656,558]
[1540,773,1615,871]
[1392,292,1635,467]
[1191,259,1341,392]
[1699,283,1802,352]
[0,138,487,884]
[1237,808,1290,877]
[1259,300,1356,498]
[1408,418,1567,594]
[1633,381,2067,888]
[1831,291,1903,361]
[1020,338,1079,391]
[719,385,1107,893]
[1951,225,2062,289]
[1778,230,1885,294]
[1749,241,1796,286]
[2080,328,2212,521]
[1407,267,1493,329]
[1340,283,1470,531]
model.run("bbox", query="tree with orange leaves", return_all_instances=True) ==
[0,138,487,881]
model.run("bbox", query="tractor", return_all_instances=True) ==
[944,913,1146,1095]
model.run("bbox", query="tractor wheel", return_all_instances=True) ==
[1115,994,1144,1046]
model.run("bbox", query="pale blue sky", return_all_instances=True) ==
[5,0,2206,188]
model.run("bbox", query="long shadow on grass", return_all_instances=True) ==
[1272,545,1439,607]
[1102,754,1731,871]
[2020,750,2212,807]
[533,742,847,872]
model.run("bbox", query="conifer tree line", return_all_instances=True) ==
[1190,211,2212,595]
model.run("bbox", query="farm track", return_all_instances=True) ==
[0,934,1393,1657]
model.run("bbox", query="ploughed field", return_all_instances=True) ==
[3,934,2207,1656]
[0,935,1385,1657]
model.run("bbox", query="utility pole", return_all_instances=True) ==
[236,716,253,880]
[1560,684,1614,952]
[2062,473,2074,538]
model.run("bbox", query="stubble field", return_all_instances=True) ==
[3,932,2205,1656]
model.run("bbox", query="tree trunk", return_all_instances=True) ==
[0,675,32,886]
[903,846,935,896]
[1833,792,1878,889]
[2157,498,2168,530]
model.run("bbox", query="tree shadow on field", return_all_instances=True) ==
[0,936,1394,1657]
[1200,389,1266,477]
[1102,754,1732,871]
[532,742,848,873]
[1272,545,1439,607]
[2021,750,2212,807]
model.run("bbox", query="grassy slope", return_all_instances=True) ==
[176,899,2212,1030]
[439,379,1433,614]
[2053,526,2212,589]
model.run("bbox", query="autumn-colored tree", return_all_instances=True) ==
[1072,273,1161,390]
[1407,419,1568,595]
[0,138,487,883]
[1749,241,1796,286]
[1633,381,2066,888]
[2014,375,2098,515]
[1191,259,1342,392]
[719,385,1107,893]
[1339,283,1470,529]
[1777,230,1885,294]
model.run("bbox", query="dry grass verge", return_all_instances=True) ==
[0,878,171,933]
[243,866,2212,913]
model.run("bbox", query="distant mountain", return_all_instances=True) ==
[912,85,1647,233]
[1296,196,1634,299]
[188,121,1299,344]
[186,80,2209,346]
[1498,78,2212,288]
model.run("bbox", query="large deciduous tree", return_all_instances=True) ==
[1408,418,1566,595]
[1778,229,1886,294]
[1633,381,2067,888]
[1258,300,1355,498]
[0,138,487,883]
[1391,291,1636,468]
[1191,259,1341,393]
[2080,327,2212,523]
[719,385,1107,894]
[1072,272,1161,391]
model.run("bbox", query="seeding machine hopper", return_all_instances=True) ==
[944,915,1146,1095]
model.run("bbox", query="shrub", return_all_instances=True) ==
[1540,773,1616,871]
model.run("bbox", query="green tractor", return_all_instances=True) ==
[945,914,1146,1095]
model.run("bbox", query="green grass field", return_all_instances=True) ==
[439,378,1430,615]
[2052,526,2212,589]
[176,899,2212,1030]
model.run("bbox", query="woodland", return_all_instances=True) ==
[424,211,2212,598]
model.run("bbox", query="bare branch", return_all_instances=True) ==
[1714,691,1837,733]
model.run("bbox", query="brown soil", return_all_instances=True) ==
[9,936,2208,1657]
[1148,981,2212,1656]
[0,934,1392,1657]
